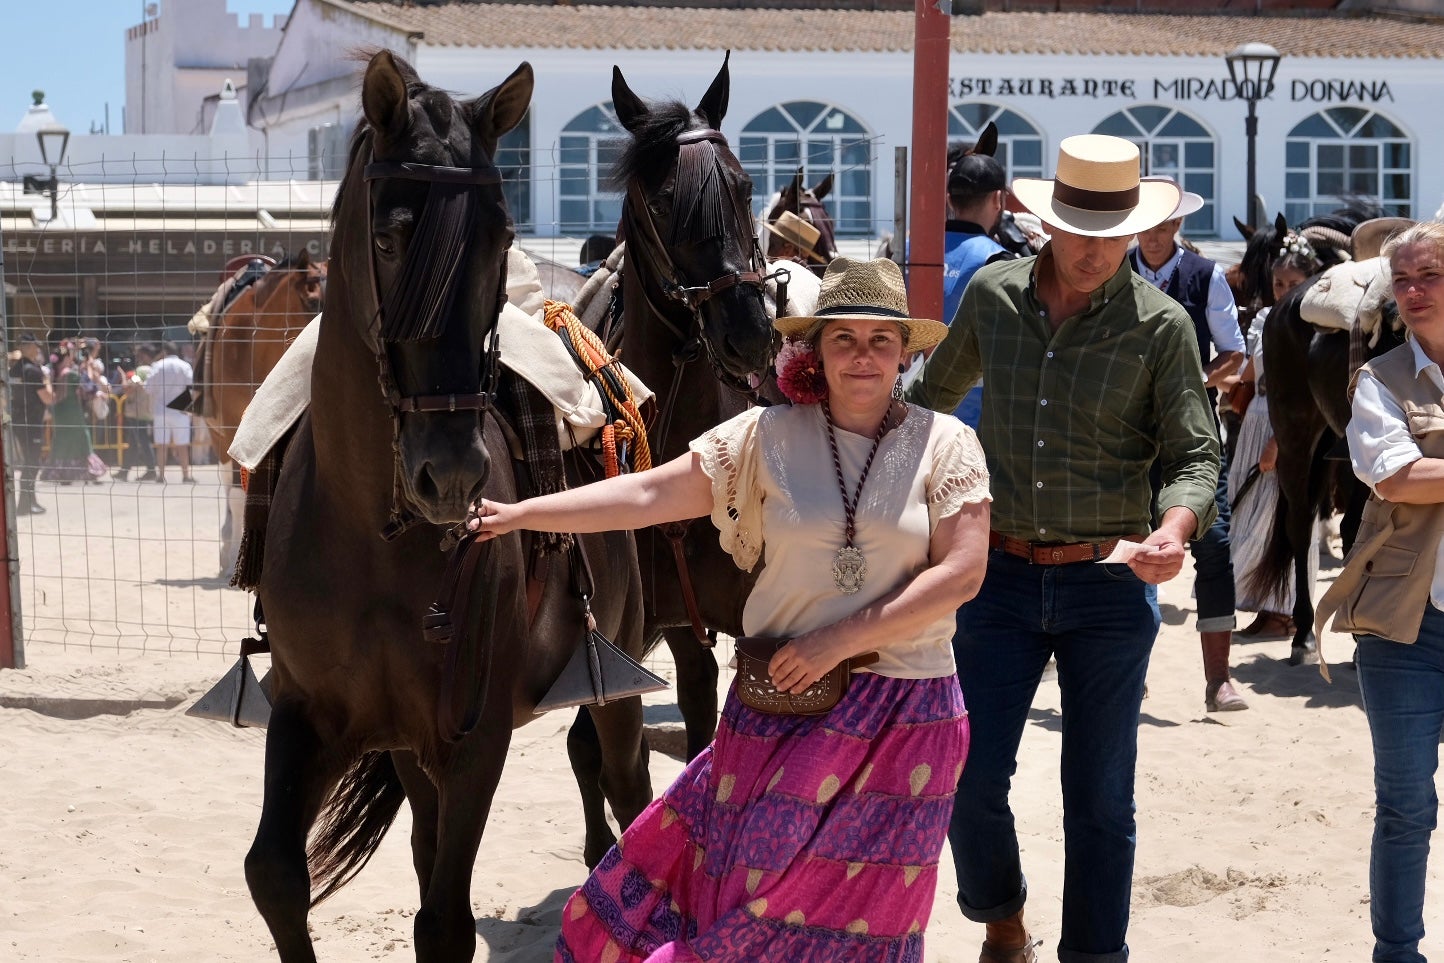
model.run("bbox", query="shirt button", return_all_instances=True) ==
[1040,399,1048,406]
[1039,527,1047,535]
[1037,440,1044,447]
[1036,481,1044,488]
[1046,351,1054,359]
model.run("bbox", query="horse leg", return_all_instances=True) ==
[566,707,615,869]
[1340,474,1367,556]
[245,701,345,963]
[413,738,511,963]
[1279,449,1325,667]
[583,694,652,857]
[663,625,719,761]
[392,749,439,901]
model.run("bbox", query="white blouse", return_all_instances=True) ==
[690,403,990,678]
[1348,336,1444,609]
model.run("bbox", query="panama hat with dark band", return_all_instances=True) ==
[774,257,949,352]
[1011,134,1182,238]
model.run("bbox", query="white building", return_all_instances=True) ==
[243,0,1444,239]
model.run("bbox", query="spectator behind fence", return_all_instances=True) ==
[114,343,158,482]
[9,334,52,513]
[145,341,195,484]
[43,341,106,485]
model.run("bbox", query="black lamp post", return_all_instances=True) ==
[1225,42,1282,227]
[23,114,70,224]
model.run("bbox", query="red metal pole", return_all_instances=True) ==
[908,0,952,326]
[0,395,17,670]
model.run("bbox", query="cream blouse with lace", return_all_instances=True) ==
[689,403,990,679]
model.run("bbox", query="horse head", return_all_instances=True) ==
[612,53,775,385]
[255,249,326,323]
[762,168,839,269]
[332,49,532,525]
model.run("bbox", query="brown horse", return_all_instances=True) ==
[201,250,326,462]
[245,51,650,962]
[598,55,776,777]
[760,167,838,273]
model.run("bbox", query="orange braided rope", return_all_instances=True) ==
[544,299,653,473]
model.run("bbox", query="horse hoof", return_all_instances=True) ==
[1288,639,1320,667]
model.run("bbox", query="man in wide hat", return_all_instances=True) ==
[910,134,1220,963]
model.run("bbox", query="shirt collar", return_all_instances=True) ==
[1030,243,1136,312]
[946,219,989,236]
[1408,335,1444,383]
[1131,244,1182,287]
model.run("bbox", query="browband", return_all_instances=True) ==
[364,161,503,186]
[675,128,728,147]
[1051,181,1140,213]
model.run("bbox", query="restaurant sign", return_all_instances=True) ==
[948,75,1394,104]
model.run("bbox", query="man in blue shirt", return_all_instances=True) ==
[942,152,1014,427]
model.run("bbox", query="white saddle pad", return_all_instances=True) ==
[229,247,652,470]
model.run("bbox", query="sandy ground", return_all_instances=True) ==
[0,475,1437,962]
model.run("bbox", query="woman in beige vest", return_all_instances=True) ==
[1322,221,1444,963]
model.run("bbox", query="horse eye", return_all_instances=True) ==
[374,236,396,256]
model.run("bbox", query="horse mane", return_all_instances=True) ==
[331,124,373,225]
[611,100,693,188]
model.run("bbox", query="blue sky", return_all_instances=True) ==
[0,1,294,136]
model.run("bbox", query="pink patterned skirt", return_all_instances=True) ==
[555,672,969,963]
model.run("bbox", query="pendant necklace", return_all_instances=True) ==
[823,400,892,595]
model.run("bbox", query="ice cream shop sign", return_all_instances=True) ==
[947,74,1394,104]
[3,231,330,272]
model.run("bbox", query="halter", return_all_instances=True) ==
[362,154,511,537]
[621,127,787,402]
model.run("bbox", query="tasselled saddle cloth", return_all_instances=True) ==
[228,247,654,471]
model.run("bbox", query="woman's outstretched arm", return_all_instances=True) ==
[468,450,713,540]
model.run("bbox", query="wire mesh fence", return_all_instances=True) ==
[0,144,902,663]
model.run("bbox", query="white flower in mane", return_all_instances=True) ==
[1278,232,1316,261]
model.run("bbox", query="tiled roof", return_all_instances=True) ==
[334,2,1444,57]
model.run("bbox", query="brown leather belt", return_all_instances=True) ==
[988,530,1144,565]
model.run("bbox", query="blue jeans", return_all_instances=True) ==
[1356,603,1444,963]
[950,551,1160,963]
[1190,445,1236,632]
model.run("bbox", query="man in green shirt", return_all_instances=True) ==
[909,135,1220,963]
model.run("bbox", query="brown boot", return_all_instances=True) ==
[1201,630,1249,712]
[979,909,1039,963]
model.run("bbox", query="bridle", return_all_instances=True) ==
[361,153,511,538]
[621,127,786,419]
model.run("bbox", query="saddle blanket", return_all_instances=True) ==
[228,247,653,471]
[1300,255,1391,337]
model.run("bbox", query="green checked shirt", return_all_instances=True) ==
[907,248,1220,544]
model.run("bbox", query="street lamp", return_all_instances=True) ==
[1225,42,1282,227]
[23,114,70,224]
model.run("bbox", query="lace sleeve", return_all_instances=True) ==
[927,422,991,531]
[688,407,766,572]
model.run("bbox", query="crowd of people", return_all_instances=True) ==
[466,131,1441,963]
[7,337,197,510]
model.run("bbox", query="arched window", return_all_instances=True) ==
[1285,108,1411,222]
[557,102,626,233]
[948,102,1044,183]
[1092,105,1217,236]
[738,102,873,235]
[497,109,531,229]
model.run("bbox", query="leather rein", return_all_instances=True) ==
[362,156,509,538]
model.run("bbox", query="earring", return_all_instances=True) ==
[892,363,906,403]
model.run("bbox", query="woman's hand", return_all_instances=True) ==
[768,632,847,694]
[1259,437,1278,473]
[466,498,520,541]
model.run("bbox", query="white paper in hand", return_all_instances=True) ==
[1097,540,1152,565]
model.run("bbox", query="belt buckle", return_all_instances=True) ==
[1050,548,1064,564]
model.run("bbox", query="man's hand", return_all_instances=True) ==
[1127,507,1198,585]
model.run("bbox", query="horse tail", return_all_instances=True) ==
[307,749,406,907]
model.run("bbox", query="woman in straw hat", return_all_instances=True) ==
[471,257,993,961]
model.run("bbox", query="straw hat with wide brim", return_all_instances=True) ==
[1141,176,1204,221]
[1012,135,1182,238]
[764,210,824,263]
[1352,217,1417,261]
[774,257,949,352]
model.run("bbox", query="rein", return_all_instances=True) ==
[361,153,510,538]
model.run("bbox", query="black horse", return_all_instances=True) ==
[1241,209,1403,666]
[245,51,651,962]
[606,55,776,764]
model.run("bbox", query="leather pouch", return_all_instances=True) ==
[733,636,878,716]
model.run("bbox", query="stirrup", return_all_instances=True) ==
[186,638,272,728]
[536,602,667,713]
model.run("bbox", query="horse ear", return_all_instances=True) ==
[472,62,533,140]
[611,65,649,134]
[785,168,803,198]
[1274,212,1289,237]
[972,121,999,158]
[812,173,834,201]
[295,248,310,269]
[696,51,731,129]
[1233,216,1254,240]
[362,49,414,139]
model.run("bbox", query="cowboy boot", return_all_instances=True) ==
[1202,630,1248,712]
[980,910,1038,963]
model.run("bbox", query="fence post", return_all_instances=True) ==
[0,220,24,669]
[893,146,908,268]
